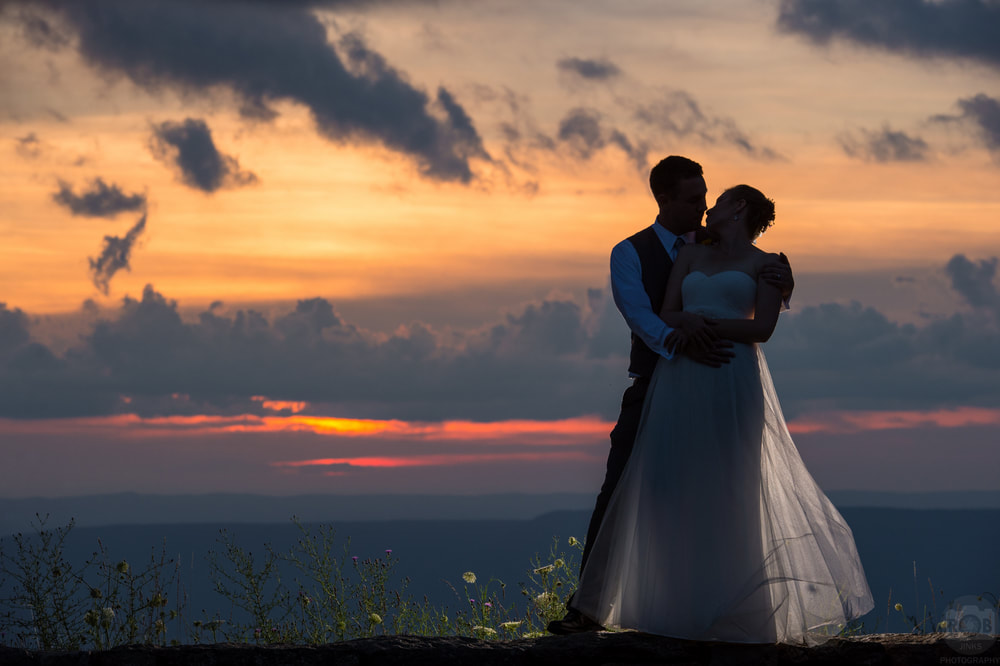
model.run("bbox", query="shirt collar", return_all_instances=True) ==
[651,217,695,251]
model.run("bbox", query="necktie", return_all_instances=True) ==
[672,236,686,260]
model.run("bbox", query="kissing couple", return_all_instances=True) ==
[548,156,874,645]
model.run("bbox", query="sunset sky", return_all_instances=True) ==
[1,0,998,498]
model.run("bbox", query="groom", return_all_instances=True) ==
[548,155,794,634]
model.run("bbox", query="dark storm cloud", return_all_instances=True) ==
[0,283,627,420]
[945,254,998,311]
[149,119,257,193]
[838,125,929,162]
[777,0,1000,69]
[558,107,647,171]
[7,0,488,183]
[557,57,622,82]
[3,254,999,421]
[52,178,147,217]
[88,213,147,295]
[633,91,782,160]
[933,93,1000,160]
[14,132,42,159]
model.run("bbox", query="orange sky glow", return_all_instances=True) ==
[1,0,998,497]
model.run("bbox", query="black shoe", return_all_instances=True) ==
[546,608,604,635]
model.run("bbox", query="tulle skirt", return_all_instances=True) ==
[573,343,874,645]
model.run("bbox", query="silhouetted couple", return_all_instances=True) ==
[547,156,873,645]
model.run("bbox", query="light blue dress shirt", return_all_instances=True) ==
[610,221,690,371]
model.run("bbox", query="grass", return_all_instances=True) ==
[0,515,580,649]
[0,515,995,650]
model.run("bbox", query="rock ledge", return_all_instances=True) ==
[1,631,997,666]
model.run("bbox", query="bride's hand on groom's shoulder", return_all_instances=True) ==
[760,252,794,300]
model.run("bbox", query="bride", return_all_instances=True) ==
[572,184,874,646]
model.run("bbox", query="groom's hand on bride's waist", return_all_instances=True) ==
[683,338,735,367]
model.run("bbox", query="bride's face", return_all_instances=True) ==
[705,192,742,228]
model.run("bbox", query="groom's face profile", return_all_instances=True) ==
[658,176,707,234]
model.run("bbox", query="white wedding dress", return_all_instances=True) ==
[573,270,874,646]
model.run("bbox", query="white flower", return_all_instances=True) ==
[500,621,523,631]
[533,564,555,575]
[534,592,557,607]
[462,571,477,584]
[369,612,383,625]
[472,625,498,638]
[567,536,579,547]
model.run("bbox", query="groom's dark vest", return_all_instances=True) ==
[626,226,673,378]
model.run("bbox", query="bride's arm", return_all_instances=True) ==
[710,257,783,343]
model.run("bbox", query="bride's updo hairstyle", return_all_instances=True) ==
[725,184,775,240]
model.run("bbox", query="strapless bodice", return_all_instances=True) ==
[681,270,756,319]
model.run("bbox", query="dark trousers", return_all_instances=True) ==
[569,376,649,611]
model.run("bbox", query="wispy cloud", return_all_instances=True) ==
[88,213,147,295]
[149,118,257,193]
[557,57,622,84]
[557,107,647,171]
[788,406,1000,434]
[838,125,929,163]
[52,178,147,217]
[633,91,783,161]
[932,93,1000,162]
[14,132,42,159]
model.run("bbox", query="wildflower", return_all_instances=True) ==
[352,556,359,564]
[463,571,477,584]
[116,560,129,575]
[84,610,99,627]
[469,598,477,605]
[101,607,115,629]
[336,620,347,633]
[472,625,498,638]
[533,564,555,575]
[534,592,556,607]
[484,602,493,610]
[385,549,392,556]
[89,587,103,599]
[298,592,312,606]
[155,619,166,635]
[939,620,949,629]
[369,612,383,625]
[567,536,579,547]
[553,558,565,569]
[894,603,903,612]
[500,621,523,631]
[150,593,167,607]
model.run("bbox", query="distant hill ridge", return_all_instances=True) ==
[2,490,1000,532]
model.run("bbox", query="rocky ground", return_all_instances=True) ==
[1,631,997,665]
